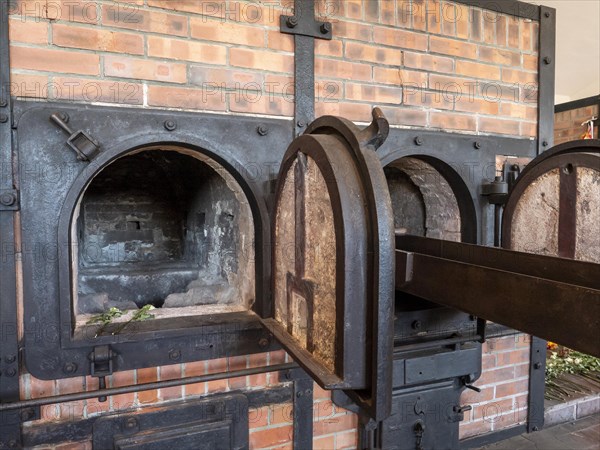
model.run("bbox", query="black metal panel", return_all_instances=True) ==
[293,374,314,450]
[454,0,540,20]
[22,385,293,448]
[13,100,291,380]
[537,5,556,153]
[555,94,600,114]
[527,337,546,433]
[92,394,249,450]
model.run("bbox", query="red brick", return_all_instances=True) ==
[230,48,293,73]
[342,0,363,20]
[270,403,294,425]
[8,72,48,100]
[479,117,521,136]
[104,55,187,83]
[456,60,501,80]
[147,0,224,15]
[51,77,143,105]
[405,88,454,110]
[336,430,358,449]
[478,47,521,67]
[56,376,84,395]
[493,15,507,47]
[9,0,47,18]
[183,361,206,396]
[375,67,428,86]
[430,111,476,131]
[346,42,402,65]
[412,0,427,31]
[459,418,493,439]
[404,51,454,73]
[521,121,537,137]
[501,102,537,120]
[249,405,269,429]
[159,364,182,400]
[454,96,499,115]
[496,379,529,398]
[440,2,456,37]
[346,83,403,104]
[520,20,532,52]
[53,24,143,54]
[430,35,477,59]
[250,425,293,448]
[502,68,537,85]
[313,412,358,436]
[316,101,372,122]
[101,4,187,36]
[507,17,520,49]
[30,376,56,399]
[334,20,372,41]
[315,39,343,57]
[267,30,294,52]
[379,106,428,127]
[45,1,101,24]
[148,36,226,64]
[478,366,515,386]
[455,3,469,39]
[191,18,265,47]
[110,369,136,410]
[314,435,335,450]
[373,26,428,51]
[206,357,229,392]
[523,55,538,71]
[136,367,158,404]
[427,0,442,35]
[397,0,412,28]
[470,8,483,41]
[228,355,248,390]
[315,58,372,82]
[483,12,495,43]
[11,46,99,75]
[380,0,396,25]
[8,17,47,44]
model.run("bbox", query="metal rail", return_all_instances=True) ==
[0,363,299,412]
[396,235,600,357]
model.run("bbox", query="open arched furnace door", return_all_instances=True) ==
[261,109,395,421]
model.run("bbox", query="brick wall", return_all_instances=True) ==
[6,0,541,447]
[459,334,531,439]
[554,103,599,145]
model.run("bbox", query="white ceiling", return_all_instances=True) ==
[530,0,600,104]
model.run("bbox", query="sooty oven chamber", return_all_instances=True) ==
[73,147,255,331]
[17,102,292,379]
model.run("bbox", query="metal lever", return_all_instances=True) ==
[413,420,425,450]
[464,384,481,393]
[50,112,100,162]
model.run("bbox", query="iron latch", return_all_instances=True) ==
[50,112,100,161]
[89,345,113,402]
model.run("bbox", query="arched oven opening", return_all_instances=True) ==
[384,156,473,343]
[71,146,255,333]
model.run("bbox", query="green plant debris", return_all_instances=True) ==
[112,304,156,335]
[546,350,600,381]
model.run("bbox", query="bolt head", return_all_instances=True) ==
[286,16,298,28]
[414,136,423,146]
[0,99,7,107]
[474,141,482,149]
[296,391,303,398]
[257,125,269,136]
[297,120,306,128]
[6,368,16,377]
[542,140,549,147]
[412,320,422,330]
[169,349,181,360]
[0,193,16,206]
[258,337,269,348]
[543,56,552,65]
[124,417,138,430]
[5,354,16,364]
[320,22,331,34]
[534,362,542,370]
[64,362,77,374]
[0,114,8,123]
[533,425,539,431]
[164,120,177,131]
[544,11,550,17]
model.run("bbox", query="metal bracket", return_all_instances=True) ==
[89,345,114,402]
[280,3,332,40]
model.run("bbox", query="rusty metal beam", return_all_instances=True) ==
[395,236,600,357]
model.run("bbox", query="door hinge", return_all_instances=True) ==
[89,345,114,402]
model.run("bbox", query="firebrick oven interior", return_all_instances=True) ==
[71,146,255,331]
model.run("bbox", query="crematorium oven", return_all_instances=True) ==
[1,1,599,448]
